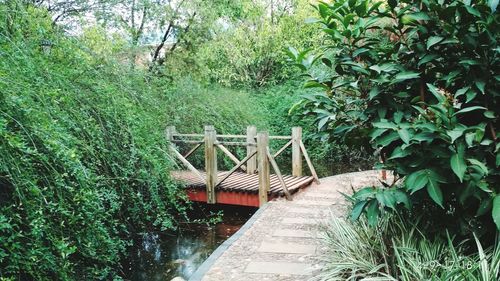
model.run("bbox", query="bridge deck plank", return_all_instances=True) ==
[171,170,314,196]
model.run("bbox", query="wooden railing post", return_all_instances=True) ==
[257,131,270,206]
[246,125,257,174]
[292,127,302,177]
[165,126,177,143]
[204,125,217,204]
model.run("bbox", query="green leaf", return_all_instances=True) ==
[466,90,477,103]
[426,36,443,49]
[453,106,487,116]
[389,146,410,160]
[451,153,467,182]
[393,71,420,82]
[369,63,397,74]
[447,128,464,143]
[493,196,500,230]
[393,190,411,209]
[352,187,377,200]
[455,87,469,98]
[467,159,488,176]
[366,200,380,226]
[368,87,381,100]
[351,200,368,221]
[465,132,475,147]
[475,81,486,94]
[489,0,499,12]
[476,198,492,216]
[426,83,445,103]
[398,128,411,144]
[405,170,428,193]
[373,120,398,130]
[465,5,481,17]
[418,54,439,66]
[376,191,396,210]
[317,116,329,130]
[427,178,444,208]
[401,12,430,24]
[484,111,495,119]
[376,131,400,147]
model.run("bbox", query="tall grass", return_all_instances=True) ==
[316,214,500,281]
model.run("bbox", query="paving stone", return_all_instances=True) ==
[281,217,323,224]
[257,242,316,254]
[244,262,314,275]
[291,200,335,206]
[284,207,319,214]
[272,229,314,238]
[303,193,341,199]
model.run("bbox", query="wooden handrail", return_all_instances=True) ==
[183,143,202,159]
[169,146,205,182]
[216,143,247,172]
[215,141,253,146]
[273,140,292,159]
[171,140,203,144]
[299,140,320,184]
[266,147,291,200]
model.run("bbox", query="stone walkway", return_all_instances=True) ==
[188,170,382,281]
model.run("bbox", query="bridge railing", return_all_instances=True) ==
[165,125,319,206]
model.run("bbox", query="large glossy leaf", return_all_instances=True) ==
[453,106,486,116]
[405,170,428,193]
[401,12,430,24]
[426,36,443,49]
[447,128,465,143]
[427,178,444,208]
[393,71,420,82]
[493,196,500,230]
[366,200,380,226]
[376,191,396,210]
[398,128,411,144]
[450,152,467,182]
[351,200,368,220]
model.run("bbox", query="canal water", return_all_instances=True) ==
[122,204,257,281]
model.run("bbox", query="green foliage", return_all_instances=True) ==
[194,0,322,87]
[0,4,269,280]
[290,0,500,235]
[317,215,500,281]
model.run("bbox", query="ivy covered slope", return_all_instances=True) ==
[290,0,499,235]
[0,6,185,279]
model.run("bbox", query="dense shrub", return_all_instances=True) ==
[290,0,499,237]
[0,4,268,279]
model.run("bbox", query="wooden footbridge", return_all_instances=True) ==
[166,125,319,207]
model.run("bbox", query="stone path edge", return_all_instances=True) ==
[188,203,270,281]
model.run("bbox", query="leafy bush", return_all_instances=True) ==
[256,82,376,176]
[290,0,500,235]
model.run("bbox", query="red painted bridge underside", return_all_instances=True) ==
[186,189,279,207]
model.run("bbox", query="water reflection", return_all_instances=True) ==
[122,204,256,281]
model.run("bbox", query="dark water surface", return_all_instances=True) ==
[122,204,257,281]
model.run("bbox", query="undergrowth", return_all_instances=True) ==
[316,214,500,281]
